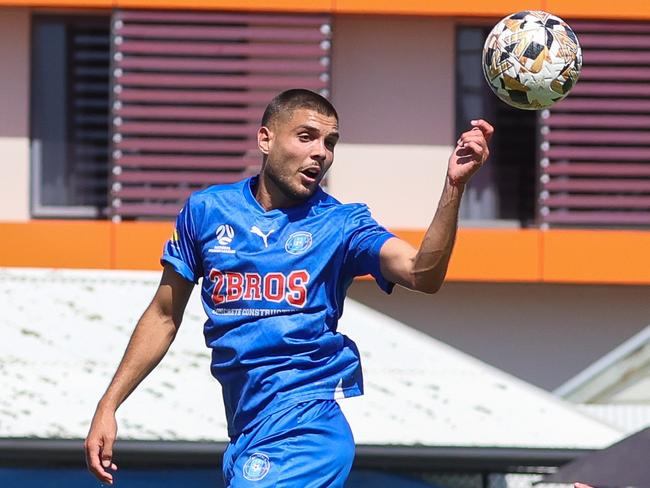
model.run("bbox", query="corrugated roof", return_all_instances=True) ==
[555,325,650,404]
[577,404,650,436]
[0,268,623,449]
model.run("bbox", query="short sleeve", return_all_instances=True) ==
[161,198,202,284]
[343,205,395,294]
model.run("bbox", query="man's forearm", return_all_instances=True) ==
[378,120,490,294]
[86,267,192,485]
[411,178,464,292]
[97,307,178,412]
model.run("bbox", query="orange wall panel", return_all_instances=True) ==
[546,0,650,21]
[355,228,542,283]
[0,0,332,9]
[113,221,172,271]
[333,0,539,16]
[542,230,650,285]
[3,0,650,18]
[447,228,541,282]
[115,0,332,11]
[2,222,649,285]
[394,228,541,282]
[391,229,425,249]
[0,221,111,269]
[0,0,112,7]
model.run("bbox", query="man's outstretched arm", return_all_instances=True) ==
[84,264,194,485]
[380,119,494,293]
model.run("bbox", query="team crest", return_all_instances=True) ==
[285,231,313,255]
[243,452,271,481]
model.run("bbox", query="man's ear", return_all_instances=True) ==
[258,126,272,155]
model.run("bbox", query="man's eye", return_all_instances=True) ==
[298,134,310,141]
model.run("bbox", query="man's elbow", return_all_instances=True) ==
[411,275,444,294]
[418,282,443,294]
[409,259,448,294]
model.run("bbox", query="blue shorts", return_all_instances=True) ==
[222,400,355,487]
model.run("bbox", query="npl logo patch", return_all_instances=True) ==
[242,452,271,481]
[216,224,235,246]
[210,224,236,254]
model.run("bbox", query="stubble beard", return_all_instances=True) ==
[266,165,315,203]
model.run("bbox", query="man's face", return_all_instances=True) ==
[258,108,339,203]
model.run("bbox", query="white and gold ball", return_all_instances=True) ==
[482,10,582,110]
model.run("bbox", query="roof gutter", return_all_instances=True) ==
[0,439,591,471]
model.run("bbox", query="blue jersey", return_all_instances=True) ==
[162,176,394,437]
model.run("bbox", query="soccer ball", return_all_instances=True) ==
[482,10,582,110]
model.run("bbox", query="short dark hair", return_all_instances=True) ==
[261,89,338,127]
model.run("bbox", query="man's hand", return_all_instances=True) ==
[448,119,494,186]
[82,265,194,485]
[85,407,119,485]
[378,118,495,293]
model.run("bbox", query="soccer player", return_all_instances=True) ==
[85,89,492,486]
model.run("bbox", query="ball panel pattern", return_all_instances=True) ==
[482,10,582,110]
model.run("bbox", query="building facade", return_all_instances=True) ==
[1,0,649,392]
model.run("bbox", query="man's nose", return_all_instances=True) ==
[311,140,327,161]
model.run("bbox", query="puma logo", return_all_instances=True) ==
[250,226,274,248]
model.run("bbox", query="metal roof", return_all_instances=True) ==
[577,404,650,436]
[555,324,650,404]
[0,267,623,450]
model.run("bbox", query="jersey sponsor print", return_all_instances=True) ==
[209,269,310,307]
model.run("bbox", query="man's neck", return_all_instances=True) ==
[253,173,299,211]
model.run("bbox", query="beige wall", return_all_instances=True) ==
[329,16,455,228]
[348,280,650,391]
[0,13,458,224]
[0,9,30,220]
[329,143,449,227]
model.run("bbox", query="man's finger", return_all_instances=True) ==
[84,438,99,469]
[459,129,488,145]
[101,440,114,469]
[86,442,114,484]
[456,136,484,151]
[470,119,494,142]
[458,132,489,159]
[461,141,486,161]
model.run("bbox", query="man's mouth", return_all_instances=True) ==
[299,166,321,183]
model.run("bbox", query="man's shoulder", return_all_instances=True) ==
[187,179,247,206]
[313,188,369,215]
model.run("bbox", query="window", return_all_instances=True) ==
[30,11,333,221]
[455,26,537,226]
[30,15,111,218]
